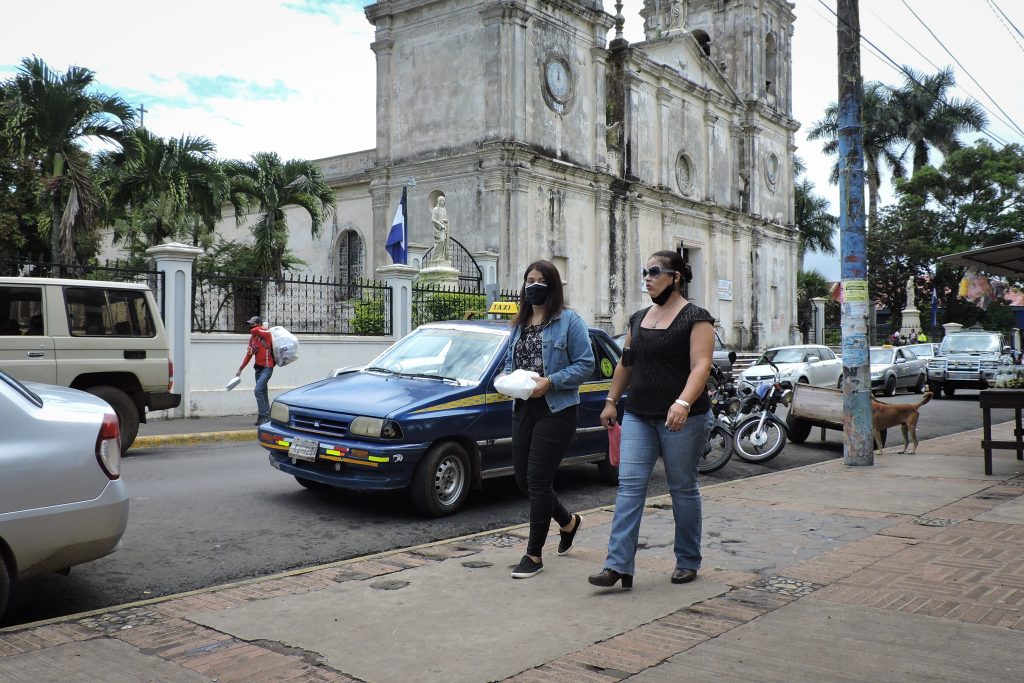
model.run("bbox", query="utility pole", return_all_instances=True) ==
[836,0,873,466]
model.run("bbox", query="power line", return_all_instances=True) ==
[812,0,1012,148]
[991,0,1024,43]
[899,0,1024,138]
[986,0,1024,55]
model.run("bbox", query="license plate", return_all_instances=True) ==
[948,372,976,380]
[288,437,319,461]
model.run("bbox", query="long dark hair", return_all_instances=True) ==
[650,250,692,293]
[509,259,565,329]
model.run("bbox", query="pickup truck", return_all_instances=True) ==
[926,330,1009,398]
[869,345,928,396]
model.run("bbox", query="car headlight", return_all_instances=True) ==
[270,401,289,424]
[349,416,404,439]
[871,371,883,379]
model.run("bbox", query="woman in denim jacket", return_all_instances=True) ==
[502,259,595,579]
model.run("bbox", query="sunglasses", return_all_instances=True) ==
[641,266,677,278]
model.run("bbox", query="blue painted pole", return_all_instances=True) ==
[836,0,873,466]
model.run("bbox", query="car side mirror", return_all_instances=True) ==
[895,357,906,364]
[806,356,820,363]
[728,351,737,364]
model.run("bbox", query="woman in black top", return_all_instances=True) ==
[589,250,715,589]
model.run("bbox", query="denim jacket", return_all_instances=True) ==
[502,308,595,413]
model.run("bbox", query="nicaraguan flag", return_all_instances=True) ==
[385,187,408,264]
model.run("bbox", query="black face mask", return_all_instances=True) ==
[649,279,677,306]
[525,282,549,306]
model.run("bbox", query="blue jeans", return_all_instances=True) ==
[603,410,712,575]
[254,365,273,423]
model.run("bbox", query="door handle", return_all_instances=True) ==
[26,351,45,358]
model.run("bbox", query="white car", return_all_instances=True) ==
[739,345,843,389]
[0,370,129,621]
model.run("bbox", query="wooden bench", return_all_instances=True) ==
[978,389,1024,475]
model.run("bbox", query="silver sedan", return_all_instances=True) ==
[0,371,129,620]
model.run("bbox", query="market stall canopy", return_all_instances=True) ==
[938,240,1024,278]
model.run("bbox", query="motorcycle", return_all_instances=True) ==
[699,365,741,474]
[732,361,792,463]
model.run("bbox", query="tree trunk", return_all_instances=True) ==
[50,152,64,264]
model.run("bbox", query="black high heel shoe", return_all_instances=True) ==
[588,568,633,589]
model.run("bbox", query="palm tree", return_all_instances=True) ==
[890,67,987,175]
[807,81,905,228]
[99,128,229,248]
[225,152,335,280]
[4,56,133,263]
[793,176,838,271]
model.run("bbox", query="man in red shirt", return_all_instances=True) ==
[236,316,276,425]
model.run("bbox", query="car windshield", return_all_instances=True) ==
[904,343,933,358]
[870,348,894,364]
[758,348,805,364]
[366,327,503,382]
[941,334,1001,354]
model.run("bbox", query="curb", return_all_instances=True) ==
[132,429,255,449]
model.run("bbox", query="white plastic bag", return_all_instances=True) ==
[269,326,300,367]
[494,369,539,400]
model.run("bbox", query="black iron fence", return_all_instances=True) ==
[192,271,392,336]
[422,237,483,292]
[0,253,166,318]
[499,288,520,303]
[412,282,487,328]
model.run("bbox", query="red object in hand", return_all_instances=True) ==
[608,423,622,467]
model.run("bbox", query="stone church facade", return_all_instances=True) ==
[231,0,801,348]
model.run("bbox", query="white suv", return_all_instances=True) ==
[0,277,179,449]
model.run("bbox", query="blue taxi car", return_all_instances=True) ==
[257,320,622,516]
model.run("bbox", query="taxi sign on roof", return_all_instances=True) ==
[488,301,518,315]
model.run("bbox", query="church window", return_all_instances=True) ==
[337,229,364,298]
[692,30,712,57]
[675,151,695,196]
[765,32,778,95]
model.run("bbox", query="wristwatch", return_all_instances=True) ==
[674,398,691,410]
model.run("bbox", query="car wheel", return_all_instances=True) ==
[294,476,330,491]
[411,442,470,517]
[597,458,618,485]
[942,386,956,398]
[914,374,927,394]
[85,386,140,451]
[884,376,897,397]
[0,556,9,621]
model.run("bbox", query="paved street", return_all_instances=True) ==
[1,389,1013,627]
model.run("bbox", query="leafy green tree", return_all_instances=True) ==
[866,202,942,328]
[890,67,987,175]
[97,128,229,250]
[224,152,334,279]
[807,81,905,227]
[3,56,133,263]
[793,176,837,271]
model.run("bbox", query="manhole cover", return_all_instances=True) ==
[913,517,960,527]
[749,576,822,597]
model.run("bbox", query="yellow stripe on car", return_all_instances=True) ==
[413,382,612,413]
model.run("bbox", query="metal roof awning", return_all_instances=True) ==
[937,240,1024,277]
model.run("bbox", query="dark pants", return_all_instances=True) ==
[254,364,273,423]
[512,398,578,557]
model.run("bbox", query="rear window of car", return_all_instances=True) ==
[64,286,156,337]
[0,285,44,336]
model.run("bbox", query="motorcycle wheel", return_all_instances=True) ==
[699,424,733,474]
[733,414,786,464]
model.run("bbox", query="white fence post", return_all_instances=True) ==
[376,264,418,339]
[811,297,827,345]
[147,242,203,417]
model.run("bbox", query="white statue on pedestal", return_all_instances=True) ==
[430,196,451,265]
[905,276,917,311]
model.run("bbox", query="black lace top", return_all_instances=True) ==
[513,325,544,375]
[624,303,715,418]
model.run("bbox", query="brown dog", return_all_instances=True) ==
[872,392,932,455]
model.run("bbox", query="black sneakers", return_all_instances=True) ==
[558,514,582,555]
[511,555,543,579]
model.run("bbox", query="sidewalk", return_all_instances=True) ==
[132,415,257,450]
[3,426,1023,682]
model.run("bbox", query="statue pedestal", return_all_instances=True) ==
[417,262,460,287]
[901,306,922,337]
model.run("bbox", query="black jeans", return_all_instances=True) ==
[512,397,578,557]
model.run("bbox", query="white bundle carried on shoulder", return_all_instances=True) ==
[268,326,300,367]
[494,369,540,400]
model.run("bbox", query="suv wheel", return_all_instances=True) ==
[942,386,956,398]
[86,386,140,451]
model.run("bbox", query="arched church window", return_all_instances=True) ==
[337,229,364,298]
[765,32,778,96]
[692,30,712,58]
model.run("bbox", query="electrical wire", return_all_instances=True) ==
[990,0,1024,43]
[986,0,1024,55]
[899,0,1024,138]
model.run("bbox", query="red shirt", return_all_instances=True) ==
[248,327,276,368]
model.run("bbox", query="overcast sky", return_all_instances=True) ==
[3,0,1022,281]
